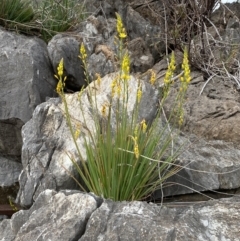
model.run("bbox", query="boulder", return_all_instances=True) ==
[47,35,86,91]
[0,190,98,241]
[1,190,240,241]
[0,156,22,187]
[80,196,240,241]
[16,73,159,207]
[159,135,240,198]
[0,28,56,124]
[0,27,56,186]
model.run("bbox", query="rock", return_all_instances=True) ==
[0,189,98,241]
[127,37,154,73]
[80,196,240,241]
[0,218,15,241]
[0,119,23,157]
[0,27,56,162]
[47,35,86,91]
[149,60,240,197]
[16,73,159,207]
[0,28,56,123]
[0,156,22,187]
[2,190,240,241]
[158,135,240,198]
[124,5,164,60]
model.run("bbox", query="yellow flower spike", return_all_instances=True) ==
[116,83,122,96]
[79,42,87,64]
[56,81,62,94]
[55,58,66,95]
[101,103,109,117]
[134,142,139,159]
[164,51,176,86]
[140,119,147,133]
[116,13,127,39]
[137,86,142,103]
[181,47,191,84]
[74,124,81,140]
[129,135,139,159]
[134,125,139,137]
[149,69,156,85]
[121,52,130,81]
[57,58,64,77]
[95,73,101,86]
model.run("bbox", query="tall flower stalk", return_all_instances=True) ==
[55,13,190,201]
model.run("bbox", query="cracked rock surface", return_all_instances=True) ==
[1,190,239,241]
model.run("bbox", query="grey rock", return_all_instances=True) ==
[0,219,15,241]
[0,28,56,160]
[0,119,23,157]
[158,136,240,198]
[0,189,98,241]
[87,51,115,81]
[0,156,22,187]
[150,61,240,197]
[16,73,159,207]
[2,191,240,241]
[48,35,86,91]
[128,37,154,73]
[0,28,56,123]
[80,197,240,241]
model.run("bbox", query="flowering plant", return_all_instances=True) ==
[55,13,191,201]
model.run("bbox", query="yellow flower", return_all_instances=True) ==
[164,52,176,86]
[116,83,122,96]
[116,13,127,39]
[140,119,147,133]
[79,43,87,64]
[95,73,101,86]
[57,58,64,77]
[181,47,191,84]
[101,103,109,117]
[110,76,121,96]
[56,81,63,94]
[149,69,156,85]
[55,58,67,95]
[137,86,142,103]
[134,142,139,159]
[121,52,130,81]
[130,135,139,159]
[74,124,81,140]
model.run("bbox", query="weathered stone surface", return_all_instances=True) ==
[0,189,98,241]
[125,5,164,60]
[128,37,154,73]
[0,28,56,123]
[0,219,15,241]
[154,55,240,143]
[80,197,240,241]
[48,35,86,91]
[149,59,240,197]
[0,156,22,187]
[1,192,240,241]
[158,135,240,198]
[0,27,56,162]
[16,73,159,207]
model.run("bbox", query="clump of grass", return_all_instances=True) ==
[0,0,34,27]
[0,0,86,42]
[55,13,191,201]
[35,0,86,41]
